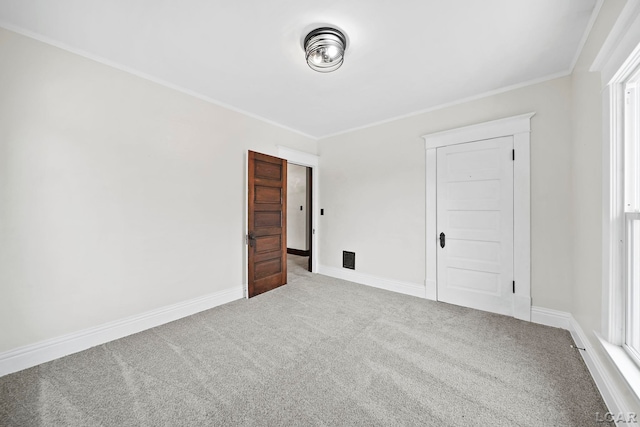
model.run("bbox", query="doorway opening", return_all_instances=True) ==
[287,163,312,278]
[277,146,319,279]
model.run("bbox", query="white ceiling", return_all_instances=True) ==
[0,0,598,139]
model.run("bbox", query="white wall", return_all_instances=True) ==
[0,28,316,353]
[570,0,625,340]
[319,77,573,310]
[287,163,308,251]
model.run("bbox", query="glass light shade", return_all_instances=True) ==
[304,27,347,73]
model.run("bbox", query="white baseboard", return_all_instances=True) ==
[530,306,631,416]
[0,286,244,377]
[595,334,640,411]
[531,306,572,330]
[317,265,425,298]
[568,318,630,418]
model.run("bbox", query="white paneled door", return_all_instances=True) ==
[436,137,514,316]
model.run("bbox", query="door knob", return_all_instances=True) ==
[439,232,445,248]
[248,232,256,247]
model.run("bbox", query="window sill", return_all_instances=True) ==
[597,333,640,402]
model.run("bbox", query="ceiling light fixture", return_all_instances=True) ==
[304,27,347,73]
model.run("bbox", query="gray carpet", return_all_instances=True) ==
[0,255,611,426]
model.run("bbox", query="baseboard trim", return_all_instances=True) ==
[568,317,629,418]
[287,248,310,256]
[317,265,425,298]
[530,306,630,416]
[531,306,572,330]
[0,286,244,377]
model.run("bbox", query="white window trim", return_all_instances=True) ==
[422,113,534,321]
[601,77,626,346]
[593,0,640,401]
[600,20,640,345]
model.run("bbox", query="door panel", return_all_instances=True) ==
[248,151,287,297]
[255,235,281,253]
[436,137,514,315]
[255,186,282,203]
[255,211,282,228]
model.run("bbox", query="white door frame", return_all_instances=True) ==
[422,113,534,321]
[277,146,320,274]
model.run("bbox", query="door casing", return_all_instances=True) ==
[423,113,534,321]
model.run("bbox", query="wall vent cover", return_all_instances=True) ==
[343,251,355,270]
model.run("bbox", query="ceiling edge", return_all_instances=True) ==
[316,69,572,141]
[569,0,605,73]
[0,22,319,141]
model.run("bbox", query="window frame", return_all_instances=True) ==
[604,52,640,343]
[599,37,640,407]
[591,0,640,406]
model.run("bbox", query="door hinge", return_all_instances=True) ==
[512,281,515,293]
[512,149,515,161]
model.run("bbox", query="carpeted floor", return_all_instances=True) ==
[0,255,611,426]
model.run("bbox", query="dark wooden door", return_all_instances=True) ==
[248,151,287,297]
